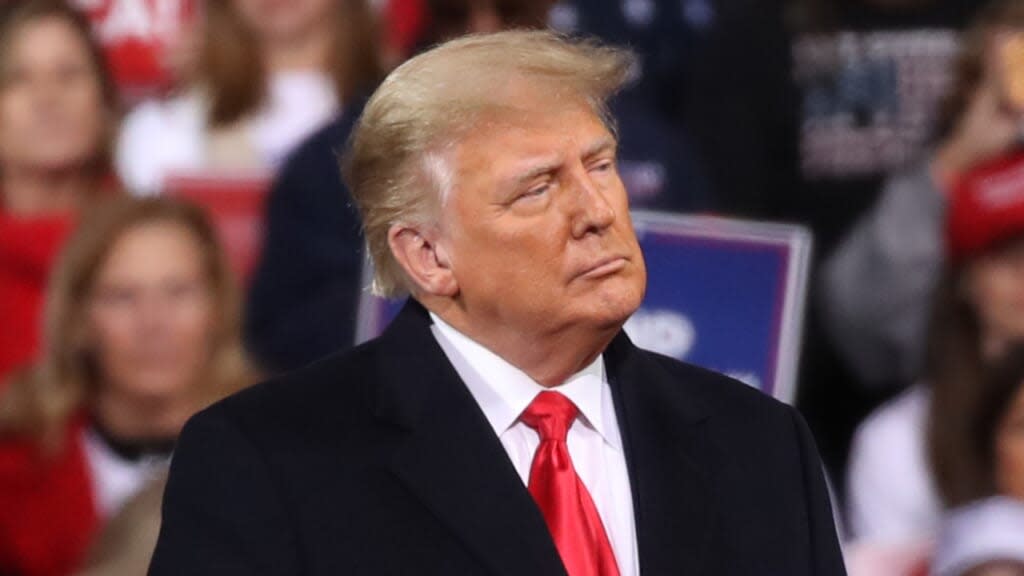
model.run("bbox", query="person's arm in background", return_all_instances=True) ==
[818,162,946,387]
[245,109,366,374]
[820,80,1019,388]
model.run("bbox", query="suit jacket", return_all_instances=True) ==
[149,301,847,575]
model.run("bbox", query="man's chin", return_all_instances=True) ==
[580,289,645,332]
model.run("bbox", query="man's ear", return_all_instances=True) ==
[387,223,459,297]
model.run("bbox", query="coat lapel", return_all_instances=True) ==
[372,301,567,576]
[604,332,717,576]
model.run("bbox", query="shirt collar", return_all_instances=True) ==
[429,312,619,450]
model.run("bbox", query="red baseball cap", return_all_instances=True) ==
[948,151,1024,264]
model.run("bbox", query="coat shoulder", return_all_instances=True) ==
[194,338,385,446]
[637,348,798,429]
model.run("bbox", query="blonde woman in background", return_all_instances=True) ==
[116,0,381,195]
[0,197,252,576]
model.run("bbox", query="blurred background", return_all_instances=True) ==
[5,0,1024,574]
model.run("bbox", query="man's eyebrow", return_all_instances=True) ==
[510,157,563,189]
[504,136,618,191]
[582,136,617,160]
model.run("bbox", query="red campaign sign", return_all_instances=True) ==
[72,0,196,101]
[164,173,270,285]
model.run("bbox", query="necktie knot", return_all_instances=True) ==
[521,391,578,442]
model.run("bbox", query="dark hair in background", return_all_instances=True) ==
[929,247,1024,506]
[0,0,120,177]
[197,0,383,128]
[967,343,1024,499]
[926,266,986,507]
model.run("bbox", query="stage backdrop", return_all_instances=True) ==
[355,211,812,404]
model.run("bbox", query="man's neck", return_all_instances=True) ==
[426,300,619,387]
[2,167,92,216]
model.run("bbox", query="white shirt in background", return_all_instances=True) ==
[429,312,640,576]
[846,384,943,544]
[117,71,338,196]
[81,427,169,519]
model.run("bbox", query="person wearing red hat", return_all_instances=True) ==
[845,146,1024,553]
[825,0,1024,546]
[823,0,1024,395]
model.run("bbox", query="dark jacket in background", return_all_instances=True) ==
[555,0,798,218]
[244,101,367,374]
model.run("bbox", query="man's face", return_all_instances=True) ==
[436,100,646,338]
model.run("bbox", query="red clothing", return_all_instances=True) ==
[73,0,198,101]
[0,212,75,386]
[0,418,99,576]
[385,0,428,56]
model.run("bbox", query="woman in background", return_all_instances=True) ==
[842,0,1024,543]
[846,140,1024,546]
[0,197,251,576]
[822,0,1024,392]
[0,0,119,385]
[116,0,380,195]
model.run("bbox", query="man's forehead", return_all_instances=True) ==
[437,106,616,204]
[457,100,614,154]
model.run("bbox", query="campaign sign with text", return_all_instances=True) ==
[356,211,812,404]
[73,0,196,101]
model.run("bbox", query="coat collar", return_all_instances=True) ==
[604,332,716,575]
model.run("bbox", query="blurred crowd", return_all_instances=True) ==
[4,0,1024,574]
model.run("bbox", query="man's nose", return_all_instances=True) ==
[568,169,616,238]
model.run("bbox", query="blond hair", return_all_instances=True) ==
[0,197,251,447]
[343,30,635,298]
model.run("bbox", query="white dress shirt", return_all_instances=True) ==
[430,313,639,576]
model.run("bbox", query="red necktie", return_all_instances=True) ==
[520,391,621,576]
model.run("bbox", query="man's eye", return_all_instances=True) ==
[591,160,614,172]
[518,183,550,200]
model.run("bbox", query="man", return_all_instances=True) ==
[149,31,846,575]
